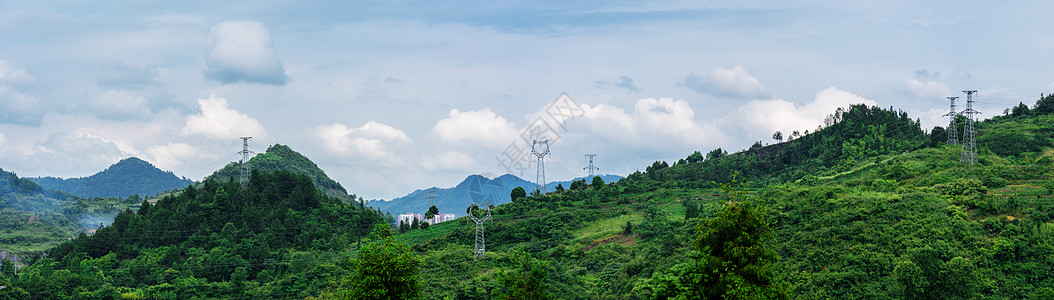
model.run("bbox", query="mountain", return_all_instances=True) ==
[369,173,621,216]
[11,169,387,299]
[0,168,116,261]
[207,144,355,200]
[9,97,1054,299]
[28,157,193,198]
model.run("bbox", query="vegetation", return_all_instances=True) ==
[209,144,358,201]
[29,157,193,198]
[4,95,1054,299]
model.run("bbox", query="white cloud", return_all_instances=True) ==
[0,61,35,85]
[682,65,767,98]
[421,151,478,171]
[83,89,152,120]
[311,121,410,161]
[579,97,726,147]
[25,131,135,176]
[204,20,288,85]
[0,84,44,126]
[726,86,878,139]
[145,143,197,170]
[432,108,519,148]
[901,78,951,100]
[182,95,266,140]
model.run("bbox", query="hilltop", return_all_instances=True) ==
[29,157,193,198]
[207,144,357,201]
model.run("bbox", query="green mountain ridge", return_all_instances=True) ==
[29,157,193,198]
[4,94,1054,299]
[207,144,357,201]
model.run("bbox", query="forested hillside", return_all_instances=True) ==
[3,97,1054,299]
[209,144,357,201]
[29,157,193,198]
[0,168,144,262]
[3,170,386,299]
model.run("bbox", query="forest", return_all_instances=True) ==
[1,94,1053,299]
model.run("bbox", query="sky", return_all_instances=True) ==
[2,1,1053,200]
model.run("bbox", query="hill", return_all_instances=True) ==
[29,157,193,198]
[389,101,1054,299]
[369,173,622,216]
[5,97,1054,299]
[207,144,356,201]
[0,168,143,262]
[6,169,387,299]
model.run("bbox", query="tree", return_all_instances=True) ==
[555,183,565,193]
[705,148,727,160]
[750,141,763,149]
[569,180,586,191]
[772,131,783,143]
[425,205,439,221]
[496,249,552,300]
[687,151,704,163]
[644,175,786,299]
[591,176,605,188]
[317,228,422,299]
[510,187,527,202]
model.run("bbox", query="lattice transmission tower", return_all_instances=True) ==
[944,96,959,145]
[960,90,980,166]
[531,140,550,193]
[466,203,492,259]
[238,137,254,189]
[583,154,598,179]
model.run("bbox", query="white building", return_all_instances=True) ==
[398,212,458,226]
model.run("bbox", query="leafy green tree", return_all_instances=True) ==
[705,148,727,160]
[772,131,783,143]
[554,184,564,193]
[591,176,605,188]
[687,151,704,163]
[425,205,439,220]
[496,249,551,300]
[750,141,763,149]
[318,227,422,299]
[511,187,527,202]
[569,180,586,191]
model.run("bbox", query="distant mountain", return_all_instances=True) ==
[1,168,85,260]
[370,173,622,216]
[29,157,193,198]
[207,144,355,200]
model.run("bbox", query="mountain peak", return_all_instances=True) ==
[28,156,193,198]
[206,143,352,200]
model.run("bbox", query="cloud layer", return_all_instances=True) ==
[682,65,767,99]
[204,21,288,85]
[182,96,266,140]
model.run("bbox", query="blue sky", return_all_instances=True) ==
[1,1,1052,199]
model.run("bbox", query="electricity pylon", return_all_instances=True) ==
[944,96,959,145]
[531,140,550,193]
[466,203,492,259]
[960,90,980,166]
[238,137,254,189]
[584,154,598,179]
